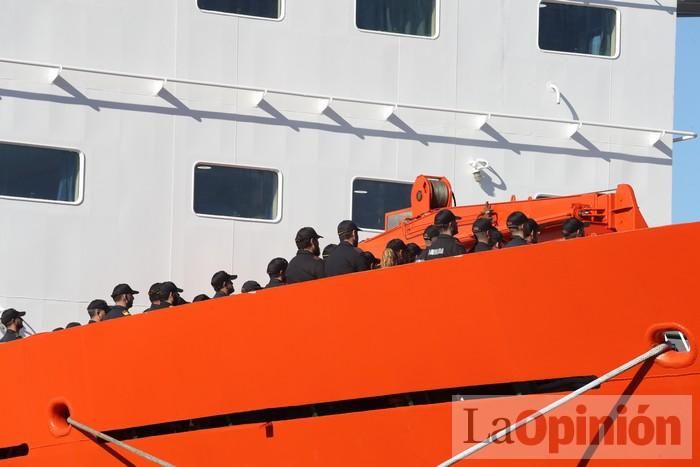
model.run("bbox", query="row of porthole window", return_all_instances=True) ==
[0,141,411,231]
[198,0,619,58]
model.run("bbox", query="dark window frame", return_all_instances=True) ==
[192,162,282,223]
[0,140,84,205]
[355,0,440,39]
[538,0,620,59]
[196,0,285,21]
[351,177,413,232]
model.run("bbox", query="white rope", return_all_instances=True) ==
[66,417,175,466]
[438,342,672,467]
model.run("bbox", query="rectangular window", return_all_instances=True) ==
[539,2,618,57]
[352,178,412,231]
[0,142,82,203]
[194,163,280,221]
[356,0,438,38]
[197,0,282,19]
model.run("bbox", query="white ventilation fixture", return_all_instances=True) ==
[468,159,490,183]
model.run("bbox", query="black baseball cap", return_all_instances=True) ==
[111,283,139,298]
[148,282,161,300]
[406,243,422,257]
[434,209,461,226]
[159,281,183,296]
[562,218,585,235]
[1,308,26,326]
[472,218,494,233]
[241,281,262,293]
[322,244,337,259]
[86,299,110,312]
[506,211,528,229]
[337,220,360,236]
[267,257,288,276]
[295,227,323,244]
[423,225,440,241]
[211,271,238,290]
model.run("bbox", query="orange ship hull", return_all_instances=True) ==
[0,223,698,464]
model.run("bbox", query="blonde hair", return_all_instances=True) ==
[381,248,398,268]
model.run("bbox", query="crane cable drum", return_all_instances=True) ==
[428,177,450,210]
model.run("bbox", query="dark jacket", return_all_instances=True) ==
[104,305,131,321]
[423,234,467,261]
[143,302,171,313]
[324,242,369,277]
[265,278,286,288]
[0,329,21,343]
[213,291,230,299]
[287,250,325,283]
[503,236,528,248]
[473,242,493,253]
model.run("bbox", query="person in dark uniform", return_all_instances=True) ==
[490,229,504,249]
[325,220,370,277]
[525,218,540,244]
[322,244,336,260]
[174,295,190,306]
[193,294,210,302]
[503,211,529,248]
[65,322,81,329]
[287,227,325,284]
[0,308,25,342]
[417,225,441,261]
[104,283,139,320]
[405,243,422,263]
[144,282,162,311]
[424,210,466,261]
[266,257,288,288]
[562,218,585,240]
[146,281,183,311]
[87,299,110,323]
[211,271,237,298]
[472,218,498,253]
[423,225,440,248]
[241,281,263,293]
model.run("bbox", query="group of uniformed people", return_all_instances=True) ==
[1,212,585,342]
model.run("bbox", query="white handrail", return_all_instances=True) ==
[0,56,695,142]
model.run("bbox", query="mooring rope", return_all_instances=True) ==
[66,417,175,466]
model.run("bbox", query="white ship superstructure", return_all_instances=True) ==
[0,0,695,330]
